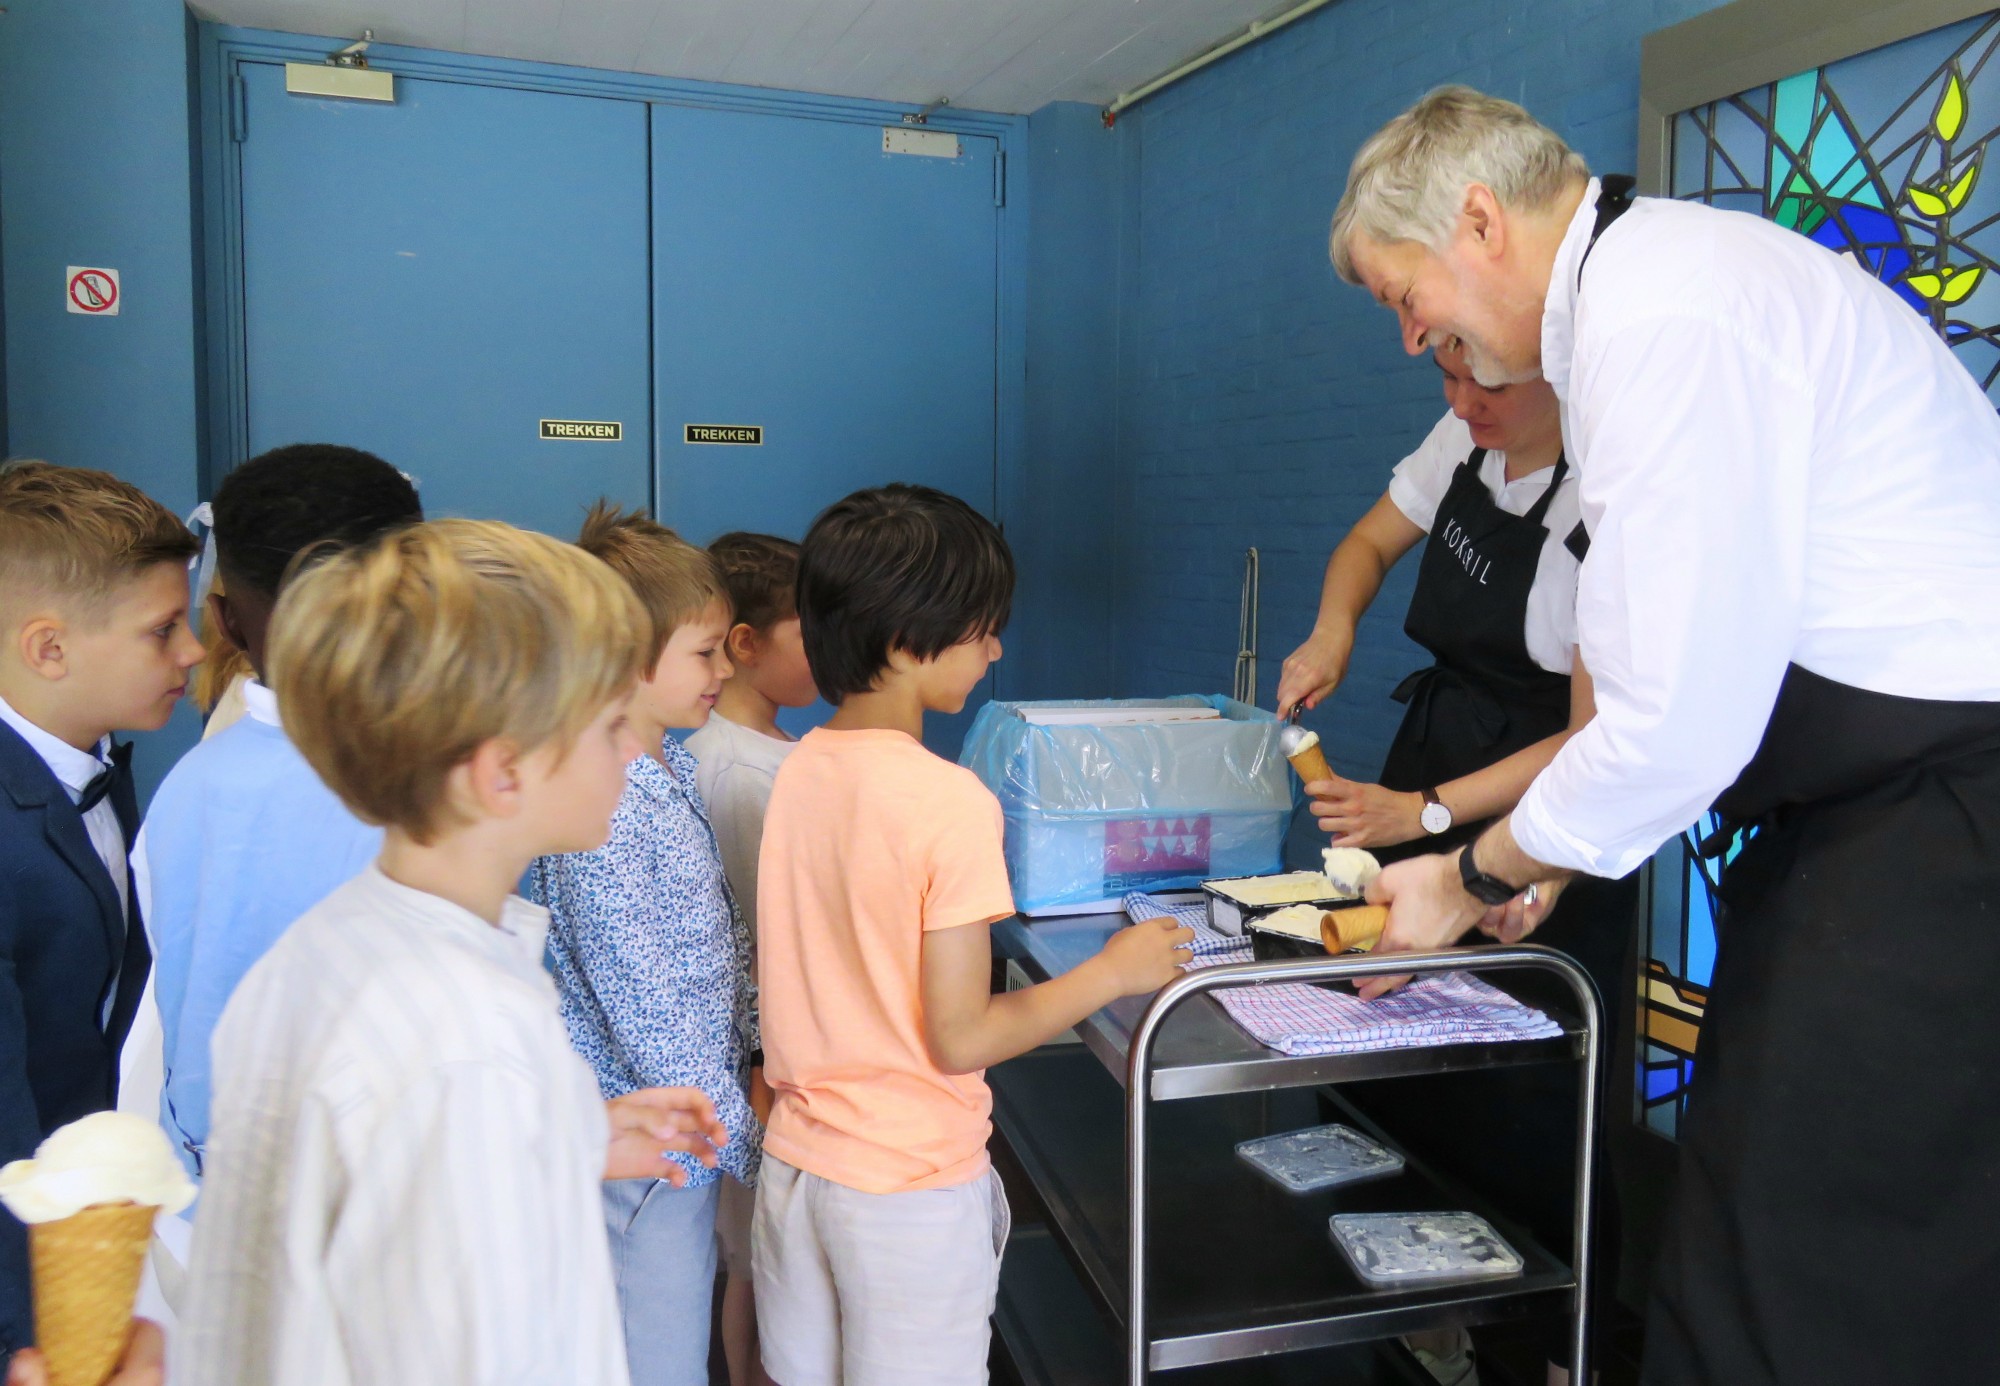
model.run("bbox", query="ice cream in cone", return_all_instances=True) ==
[1278,724,1335,787]
[0,1112,195,1386]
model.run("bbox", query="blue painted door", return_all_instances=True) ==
[237,64,652,534]
[651,105,1001,751]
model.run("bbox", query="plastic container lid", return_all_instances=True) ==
[1329,1212,1525,1288]
[1235,1123,1405,1193]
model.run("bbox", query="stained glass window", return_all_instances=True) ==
[1647,10,2000,1136]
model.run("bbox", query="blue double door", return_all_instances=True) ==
[235,63,1002,746]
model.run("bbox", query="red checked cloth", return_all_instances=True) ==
[1123,892,1563,1056]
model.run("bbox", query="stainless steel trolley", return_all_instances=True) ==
[991,914,1605,1384]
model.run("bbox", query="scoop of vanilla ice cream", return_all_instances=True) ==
[0,1112,196,1225]
[1321,847,1382,897]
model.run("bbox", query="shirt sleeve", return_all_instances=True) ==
[919,778,1015,932]
[317,1061,600,1384]
[1512,314,1810,877]
[1387,411,1475,532]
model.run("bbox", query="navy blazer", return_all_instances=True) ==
[0,719,149,1357]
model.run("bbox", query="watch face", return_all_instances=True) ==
[1421,800,1452,835]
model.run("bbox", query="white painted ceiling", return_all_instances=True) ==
[187,0,1300,115]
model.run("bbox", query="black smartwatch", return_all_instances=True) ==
[1457,840,1521,906]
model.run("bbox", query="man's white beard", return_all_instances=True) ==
[1459,332,1538,388]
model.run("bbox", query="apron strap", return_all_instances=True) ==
[1576,173,1636,289]
[1522,451,1569,528]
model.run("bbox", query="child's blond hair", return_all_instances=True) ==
[0,460,197,626]
[577,501,730,665]
[268,518,647,843]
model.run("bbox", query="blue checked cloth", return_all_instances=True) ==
[1123,892,1562,1057]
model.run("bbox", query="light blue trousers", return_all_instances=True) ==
[602,1175,720,1386]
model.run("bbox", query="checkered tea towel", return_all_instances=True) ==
[1123,892,1564,1056]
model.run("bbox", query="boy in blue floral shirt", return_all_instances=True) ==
[527,502,759,1386]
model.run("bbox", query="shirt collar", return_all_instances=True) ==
[0,692,110,797]
[630,734,703,806]
[1539,176,1603,404]
[358,863,552,969]
[241,679,281,728]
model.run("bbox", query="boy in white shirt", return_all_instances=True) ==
[684,531,817,1386]
[177,520,730,1386]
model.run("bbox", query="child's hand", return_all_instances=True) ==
[1098,916,1196,997]
[7,1319,164,1386]
[604,1087,730,1183]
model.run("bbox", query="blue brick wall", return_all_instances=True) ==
[1109,0,1729,782]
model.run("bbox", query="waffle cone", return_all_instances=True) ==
[1287,742,1334,785]
[28,1201,155,1386]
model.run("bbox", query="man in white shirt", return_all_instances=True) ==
[1329,87,2000,1385]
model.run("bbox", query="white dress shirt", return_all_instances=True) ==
[1388,410,1584,675]
[176,866,628,1386]
[1514,179,2000,877]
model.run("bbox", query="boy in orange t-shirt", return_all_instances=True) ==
[753,484,1193,1386]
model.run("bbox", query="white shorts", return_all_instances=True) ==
[752,1155,1010,1386]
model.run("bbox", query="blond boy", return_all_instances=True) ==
[0,462,200,1365]
[177,520,729,1385]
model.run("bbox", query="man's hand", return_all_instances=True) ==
[1308,776,1424,848]
[1099,917,1197,997]
[1355,853,1489,1000]
[7,1319,164,1386]
[1275,628,1354,719]
[604,1087,728,1183]
[1476,875,1565,943]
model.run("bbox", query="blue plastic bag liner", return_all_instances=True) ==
[959,696,1293,915]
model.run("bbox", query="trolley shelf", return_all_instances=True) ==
[994,914,1583,1101]
[991,1046,1574,1373]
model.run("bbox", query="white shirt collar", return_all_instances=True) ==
[0,691,110,796]
[1539,176,1603,404]
[356,863,552,967]
[242,678,281,728]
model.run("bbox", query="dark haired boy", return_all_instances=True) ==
[0,461,201,1363]
[136,444,422,1188]
[752,484,1194,1386]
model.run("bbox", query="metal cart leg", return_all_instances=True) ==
[1123,944,1604,1386]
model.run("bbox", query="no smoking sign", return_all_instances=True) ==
[66,266,119,316]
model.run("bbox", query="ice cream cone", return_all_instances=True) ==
[28,1201,155,1386]
[1287,741,1334,786]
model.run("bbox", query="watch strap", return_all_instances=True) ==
[1457,841,1519,906]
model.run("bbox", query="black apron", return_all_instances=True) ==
[1378,446,1574,819]
[1347,419,1640,1366]
[1643,669,2000,1385]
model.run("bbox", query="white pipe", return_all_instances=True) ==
[1105,0,1342,120]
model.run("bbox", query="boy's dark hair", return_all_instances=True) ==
[211,444,422,597]
[708,531,800,633]
[797,484,1013,701]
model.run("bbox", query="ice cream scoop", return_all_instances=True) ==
[1321,846,1382,897]
[1,1114,194,1386]
[0,1112,194,1227]
[1279,723,1335,787]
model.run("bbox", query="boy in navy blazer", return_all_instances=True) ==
[0,461,200,1362]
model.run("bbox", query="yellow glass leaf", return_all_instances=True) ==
[1908,185,1949,218]
[1905,272,1944,300]
[1941,266,1984,303]
[1937,73,1967,141]
[1948,164,1981,210]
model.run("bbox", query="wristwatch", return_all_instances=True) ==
[1419,787,1453,836]
[1457,839,1521,906]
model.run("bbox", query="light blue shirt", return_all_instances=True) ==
[526,735,760,1187]
[140,681,381,1178]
